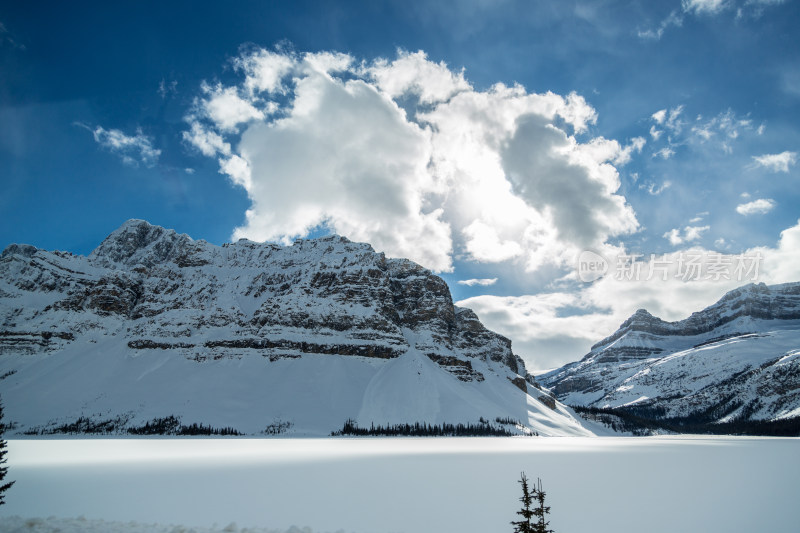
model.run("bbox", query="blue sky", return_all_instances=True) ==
[1,0,799,369]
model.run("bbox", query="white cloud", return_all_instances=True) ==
[691,109,754,152]
[736,198,776,215]
[182,122,231,157]
[684,225,711,241]
[462,219,800,369]
[640,0,786,41]
[649,108,756,156]
[88,125,160,167]
[219,154,252,190]
[458,291,612,370]
[682,0,731,14]
[185,47,639,274]
[457,278,498,287]
[642,180,672,195]
[752,151,797,172]
[613,136,647,165]
[654,147,675,160]
[637,11,683,41]
[462,220,523,263]
[234,48,295,95]
[664,228,683,246]
[663,225,710,245]
[369,50,471,104]
[196,83,265,132]
[649,125,663,140]
[665,105,685,134]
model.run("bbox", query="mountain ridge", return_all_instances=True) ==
[541,281,800,435]
[0,219,591,437]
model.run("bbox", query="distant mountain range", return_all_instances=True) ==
[540,282,800,435]
[0,220,590,437]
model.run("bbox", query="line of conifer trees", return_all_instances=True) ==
[331,418,517,436]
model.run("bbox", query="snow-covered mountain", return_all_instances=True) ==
[0,219,590,436]
[540,282,800,434]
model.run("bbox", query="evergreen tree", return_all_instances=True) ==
[512,473,553,533]
[511,472,535,533]
[0,397,14,505]
[531,477,553,533]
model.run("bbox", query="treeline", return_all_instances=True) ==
[331,418,521,437]
[573,405,800,436]
[24,415,241,436]
[127,416,241,436]
[25,416,127,435]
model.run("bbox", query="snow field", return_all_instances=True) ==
[1,437,798,533]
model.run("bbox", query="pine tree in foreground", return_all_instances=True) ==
[531,476,553,533]
[512,472,553,533]
[0,397,15,505]
[511,472,535,532]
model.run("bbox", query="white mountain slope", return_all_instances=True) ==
[0,219,590,437]
[541,282,800,433]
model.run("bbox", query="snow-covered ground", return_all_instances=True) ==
[0,516,314,533]
[1,437,798,533]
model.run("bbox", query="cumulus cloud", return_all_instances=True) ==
[185,47,639,273]
[84,124,160,167]
[736,198,776,215]
[752,151,797,172]
[370,50,471,104]
[462,220,523,263]
[182,122,231,157]
[194,83,266,132]
[462,220,800,370]
[457,278,498,287]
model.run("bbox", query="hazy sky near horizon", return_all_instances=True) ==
[1,0,799,369]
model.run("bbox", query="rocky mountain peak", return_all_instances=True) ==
[591,282,800,353]
[541,280,800,435]
[1,243,39,259]
[0,219,593,437]
[88,219,197,268]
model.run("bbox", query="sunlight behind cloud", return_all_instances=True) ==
[185,47,639,274]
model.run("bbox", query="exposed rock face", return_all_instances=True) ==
[540,282,800,434]
[1,220,516,371]
[0,220,592,436]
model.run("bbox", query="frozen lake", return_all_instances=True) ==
[1,437,799,533]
